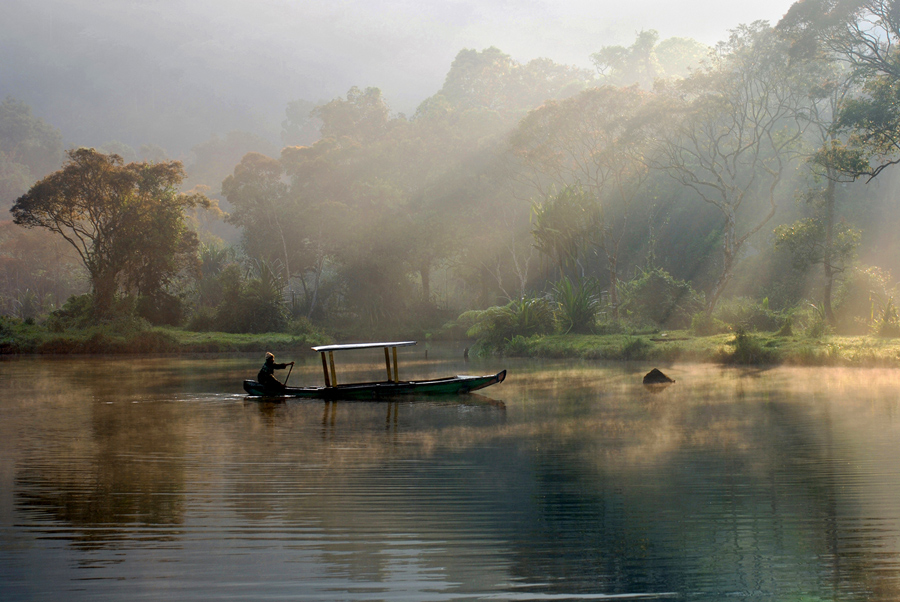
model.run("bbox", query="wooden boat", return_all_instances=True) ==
[243,341,506,400]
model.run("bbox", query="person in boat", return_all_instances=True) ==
[258,352,294,390]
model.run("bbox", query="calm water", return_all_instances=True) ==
[3,347,900,601]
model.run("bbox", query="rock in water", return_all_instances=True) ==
[643,368,674,384]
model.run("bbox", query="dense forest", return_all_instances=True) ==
[4,0,900,351]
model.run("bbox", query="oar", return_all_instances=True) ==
[284,362,294,387]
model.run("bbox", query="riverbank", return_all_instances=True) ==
[498,331,900,367]
[4,318,900,367]
[0,321,331,355]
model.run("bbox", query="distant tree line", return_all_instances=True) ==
[6,4,900,343]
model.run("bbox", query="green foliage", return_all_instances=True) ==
[0,97,63,209]
[462,296,555,347]
[11,289,54,321]
[691,311,728,336]
[719,327,780,365]
[185,306,218,332]
[44,294,96,331]
[619,336,650,360]
[214,261,288,334]
[11,148,209,317]
[872,293,900,338]
[591,30,709,88]
[553,276,600,333]
[530,187,598,278]
[775,214,860,270]
[621,267,703,328]
[713,297,786,332]
[135,292,184,326]
[833,266,897,334]
[592,319,628,335]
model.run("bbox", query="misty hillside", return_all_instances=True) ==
[1,0,793,155]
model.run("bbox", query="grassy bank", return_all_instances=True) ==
[5,316,900,367]
[489,330,900,367]
[0,319,331,355]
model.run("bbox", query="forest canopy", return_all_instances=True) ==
[4,14,900,345]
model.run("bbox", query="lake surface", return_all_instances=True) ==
[3,346,900,601]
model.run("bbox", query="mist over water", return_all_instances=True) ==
[4,352,900,600]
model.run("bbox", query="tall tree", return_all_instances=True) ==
[591,31,709,89]
[510,85,654,317]
[313,87,391,144]
[779,0,900,178]
[222,152,293,281]
[530,186,599,280]
[0,97,63,210]
[10,148,209,316]
[774,47,866,325]
[653,22,809,314]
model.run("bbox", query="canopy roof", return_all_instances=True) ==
[311,341,417,353]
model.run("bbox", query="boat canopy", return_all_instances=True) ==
[311,341,417,353]
[310,341,417,387]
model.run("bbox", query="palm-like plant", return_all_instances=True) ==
[553,276,600,333]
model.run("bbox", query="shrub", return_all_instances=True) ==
[833,266,897,334]
[136,292,184,326]
[288,316,318,337]
[619,336,650,360]
[713,297,785,332]
[691,311,728,336]
[875,295,900,337]
[186,306,218,332]
[462,296,555,347]
[620,267,703,329]
[553,276,601,333]
[126,330,178,353]
[719,328,780,365]
[504,335,533,356]
[45,294,95,331]
[212,262,288,333]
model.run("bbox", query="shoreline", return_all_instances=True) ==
[5,324,900,367]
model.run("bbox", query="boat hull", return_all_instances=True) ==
[243,370,506,400]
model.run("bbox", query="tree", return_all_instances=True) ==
[222,152,293,281]
[281,98,322,146]
[778,0,900,178]
[591,31,709,89]
[10,148,209,317]
[0,97,63,210]
[439,47,592,117]
[312,87,391,144]
[530,186,599,280]
[653,22,809,314]
[510,85,655,317]
[774,51,866,325]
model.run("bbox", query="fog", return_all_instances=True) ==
[2,0,796,153]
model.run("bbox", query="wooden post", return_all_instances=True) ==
[392,346,399,382]
[384,347,392,382]
[320,352,331,387]
[328,351,338,386]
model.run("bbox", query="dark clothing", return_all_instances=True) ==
[258,359,289,390]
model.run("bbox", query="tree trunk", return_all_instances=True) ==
[306,247,324,319]
[706,212,737,316]
[91,269,118,317]
[823,175,837,327]
[607,255,619,320]
[420,262,431,304]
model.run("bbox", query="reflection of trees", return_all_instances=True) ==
[9,358,900,600]
[497,367,900,600]
[13,360,188,551]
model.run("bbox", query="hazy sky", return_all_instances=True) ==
[3,0,800,149]
[129,0,799,109]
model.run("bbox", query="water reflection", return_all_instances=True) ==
[3,356,900,600]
